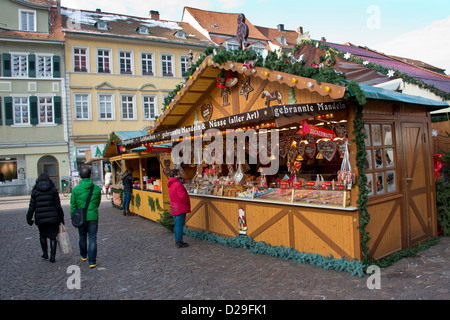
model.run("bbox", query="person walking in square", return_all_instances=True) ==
[70,166,101,268]
[121,168,134,216]
[26,173,64,263]
[167,169,191,248]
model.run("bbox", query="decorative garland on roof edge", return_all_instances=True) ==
[294,40,450,102]
[159,46,368,114]
[183,227,365,277]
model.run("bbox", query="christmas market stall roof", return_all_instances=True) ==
[355,83,449,109]
[293,40,450,101]
[103,130,148,158]
[121,49,449,149]
[152,57,345,131]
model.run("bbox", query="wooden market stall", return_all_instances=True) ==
[103,131,172,221]
[120,50,447,263]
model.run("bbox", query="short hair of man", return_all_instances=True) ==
[169,169,179,178]
[79,166,92,179]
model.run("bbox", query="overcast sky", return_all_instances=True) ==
[60,0,450,74]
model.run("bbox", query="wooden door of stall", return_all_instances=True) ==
[400,122,434,247]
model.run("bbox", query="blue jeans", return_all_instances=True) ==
[78,220,98,265]
[122,191,131,211]
[173,213,186,243]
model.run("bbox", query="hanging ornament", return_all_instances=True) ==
[239,78,254,100]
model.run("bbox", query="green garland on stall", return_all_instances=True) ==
[352,102,371,267]
[183,227,365,277]
[293,40,450,101]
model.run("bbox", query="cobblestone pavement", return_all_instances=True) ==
[0,195,448,305]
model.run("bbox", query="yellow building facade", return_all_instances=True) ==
[61,7,215,181]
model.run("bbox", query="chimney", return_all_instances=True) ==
[277,24,285,32]
[96,8,101,12]
[321,37,326,42]
[298,26,303,35]
[150,10,160,20]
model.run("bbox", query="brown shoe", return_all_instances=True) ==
[123,210,127,216]
[126,210,134,216]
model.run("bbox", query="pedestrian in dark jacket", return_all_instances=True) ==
[167,169,191,248]
[121,168,134,216]
[26,173,64,263]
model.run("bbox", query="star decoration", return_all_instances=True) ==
[363,60,369,65]
[432,129,439,137]
[344,52,351,60]
[239,78,253,100]
[387,70,395,78]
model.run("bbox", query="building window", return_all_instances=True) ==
[38,97,54,124]
[96,21,108,31]
[142,95,157,120]
[176,31,186,39]
[120,95,135,120]
[12,54,28,77]
[138,26,149,35]
[251,46,265,56]
[98,94,114,120]
[37,55,52,78]
[364,122,397,196]
[161,54,173,77]
[73,47,88,72]
[227,43,239,51]
[180,55,189,77]
[141,52,154,75]
[74,93,90,120]
[119,51,132,74]
[19,9,36,31]
[13,97,29,125]
[97,49,111,73]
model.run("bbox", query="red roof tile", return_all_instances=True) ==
[183,7,267,41]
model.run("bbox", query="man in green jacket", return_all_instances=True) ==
[70,165,102,268]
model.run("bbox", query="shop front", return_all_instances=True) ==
[118,54,445,263]
[103,131,172,220]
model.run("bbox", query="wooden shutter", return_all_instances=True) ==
[2,53,11,77]
[53,56,61,78]
[28,54,36,77]
[30,96,38,124]
[54,96,62,124]
[4,97,13,125]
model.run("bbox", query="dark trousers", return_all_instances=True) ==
[78,220,98,265]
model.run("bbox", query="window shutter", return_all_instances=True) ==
[30,96,38,124]
[28,54,36,77]
[54,96,62,124]
[0,98,2,125]
[53,56,61,78]
[2,53,11,77]
[4,97,13,125]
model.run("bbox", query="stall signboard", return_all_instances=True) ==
[123,101,347,147]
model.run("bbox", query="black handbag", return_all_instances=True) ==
[71,185,95,228]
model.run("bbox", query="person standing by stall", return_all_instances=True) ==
[26,173,64,263]
[167,169,191,248]
[121,168,134,216]
[71,165,101,268]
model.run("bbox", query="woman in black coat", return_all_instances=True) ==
[26,173,65,263]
